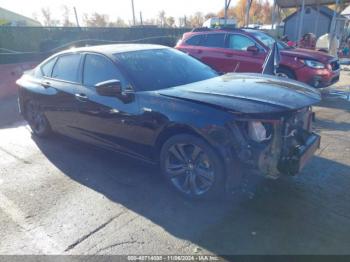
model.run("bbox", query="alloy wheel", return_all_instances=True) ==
[165,143,215,196]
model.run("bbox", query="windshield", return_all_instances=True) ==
[246,30,291,50]
[114,48,218,91]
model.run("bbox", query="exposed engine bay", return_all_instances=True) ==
[230,106,321,178]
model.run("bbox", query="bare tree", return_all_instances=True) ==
[108,17,127,27]
[41,7,52,26]
[83,12,109,27]
[61,5,74,27]
[217,0,274,26]
[178,16,190,27]
[41,7,59,26]
[158,10,166,27]
[189,12,204,28]
[143,18,156,26]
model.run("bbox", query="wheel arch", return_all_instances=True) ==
[277,65,297,79]
[156,125,241,198]
[154,123,230,176]
[155,123,227,160]
[20,97,32,120]
[155,124,201,158]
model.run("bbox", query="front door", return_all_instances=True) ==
[74,53,145,159]
[224,34,266,73]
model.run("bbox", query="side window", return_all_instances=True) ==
[52,54,81,82]
[228,34,256,51]
[83,54,125,87]
[41,57,57,77]
[185,35,203,46]
[202,34,225,48]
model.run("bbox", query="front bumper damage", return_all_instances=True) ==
[278,133,320,175]
[308,73,340,88]
[229,107,320,178]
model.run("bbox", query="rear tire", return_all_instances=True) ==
[160,134,225,199]
[25,100,51,137]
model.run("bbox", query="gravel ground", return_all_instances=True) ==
[0,72,349,256]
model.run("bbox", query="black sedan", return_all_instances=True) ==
[17,44,321,199]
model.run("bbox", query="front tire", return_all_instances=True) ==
[276,68,296,79]
[160,134,225,199]
[25,100,51,137]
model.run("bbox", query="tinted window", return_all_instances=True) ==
[186,35,203,46]
[245,29,289,50]
[114,49,218,91]
[83,54,125,86]
[228,34,255,51]
[41,57,57,77]
[52,54,81,82]
[202,34,225,48]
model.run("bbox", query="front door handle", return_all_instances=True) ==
[41,81,51,88]
[75,93,89,102]
[225,53,234,57]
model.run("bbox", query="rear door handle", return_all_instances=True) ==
[41,81,51,88]
[197,50,203,54]
[75,93,89,102]
[225,53,234,57]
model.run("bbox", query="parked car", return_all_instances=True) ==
[175,28,340,88]
[17,44,321,199]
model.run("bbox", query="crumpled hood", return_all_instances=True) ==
[281,48,335,63]
[158,73,321,114]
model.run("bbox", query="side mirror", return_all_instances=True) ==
[247,45,259,53]
[95,79,122,97]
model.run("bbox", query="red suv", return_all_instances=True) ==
[175,28,340,88]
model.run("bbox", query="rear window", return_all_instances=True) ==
[41,57,57,77]
[52,54,81,83]
[185,35,203,46]
[202,33,225,48]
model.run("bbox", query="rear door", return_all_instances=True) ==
[42,53,83,138]
[197,33,228,74]
[224,33,266,73]
[180,33,228,74]
[178,34,205,59]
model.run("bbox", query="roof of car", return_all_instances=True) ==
[241,28,262,34]
[188,27,261,35]
[191,28,236,33]
[59,44,168,56]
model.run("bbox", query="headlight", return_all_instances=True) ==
[248,121,271,143]
[302,59,325,69]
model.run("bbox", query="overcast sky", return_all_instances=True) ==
[0,0,230,25]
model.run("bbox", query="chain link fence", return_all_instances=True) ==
[0,26,191,64]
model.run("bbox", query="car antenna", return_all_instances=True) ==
[233,62,240,72]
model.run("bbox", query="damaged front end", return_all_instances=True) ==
[229,107,320,178]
